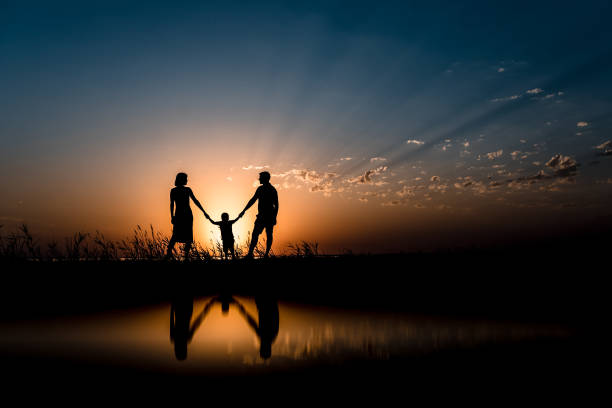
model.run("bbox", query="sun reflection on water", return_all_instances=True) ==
[0,297,569,374]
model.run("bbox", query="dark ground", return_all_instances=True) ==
[0,247,604,399]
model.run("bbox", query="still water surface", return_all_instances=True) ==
[0,296,569,374]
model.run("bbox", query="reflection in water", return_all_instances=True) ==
[170,295,215,360]
[0,297,570,374]
[171,293,279,361]
[235,296,279,360]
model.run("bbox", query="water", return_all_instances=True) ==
[0,295,570,376]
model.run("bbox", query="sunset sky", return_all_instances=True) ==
[2,1,612,252]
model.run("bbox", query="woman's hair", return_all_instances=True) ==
[175,172,188,186]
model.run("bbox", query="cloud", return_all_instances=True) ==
[595,140,612,156]
[576,121,589,127]
[430,176,440,182]
[226,176,232,182]
[347,166,388,184]
[272,168,341,196]
[381,200,402,207]
[491,95,521,102]
[453,177,474,189]
[340,157,352,161]
[396,185,414,198]
[370,157,387,163]
[486,149,503,160]
[545,154,578,177]
[526,88,544,94]
[309,184,334,197]
[405,139,425,145]
[428,183,449,193]
[242,165,269,171]
[497,67,505,73]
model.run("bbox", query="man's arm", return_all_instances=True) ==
[273,189,279,219]
[239,189,259,217]
[234,302,260,335]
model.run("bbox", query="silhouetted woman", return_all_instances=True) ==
[170,295,216,361]
[166,172,208,259]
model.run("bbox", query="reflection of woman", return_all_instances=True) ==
[235,296,279,359]
[166,172,209,259]
[170,297,216,361]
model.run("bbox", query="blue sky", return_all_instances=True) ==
[1,1,612,250]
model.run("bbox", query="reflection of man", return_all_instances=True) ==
[235,296,279,360]
[239,171,279,258]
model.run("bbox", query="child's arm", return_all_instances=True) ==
[231,212,245,223]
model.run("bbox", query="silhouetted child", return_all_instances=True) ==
[206,212,241,259]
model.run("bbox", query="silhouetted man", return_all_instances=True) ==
[239,171,278,258]
[234,295,279,359]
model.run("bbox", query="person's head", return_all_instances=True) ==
[221,212,229,221]
[175,172,188,186]
[221,300,230,315]
[259,171,271,185]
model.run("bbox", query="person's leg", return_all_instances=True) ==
[264,225,274,257]
[166,238,176,258]
[230,241,236,259]
[183,242,192,260]
[248,221,264,257]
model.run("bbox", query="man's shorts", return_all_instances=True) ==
[253,217,275,236]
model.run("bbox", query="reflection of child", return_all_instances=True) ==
[206,212,241,259]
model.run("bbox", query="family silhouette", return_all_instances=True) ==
[165,171,278,260]
[170,293,279,361]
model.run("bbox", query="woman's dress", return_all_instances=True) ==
[170,186,193,243]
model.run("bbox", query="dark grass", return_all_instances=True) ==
[1,250,603,326]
